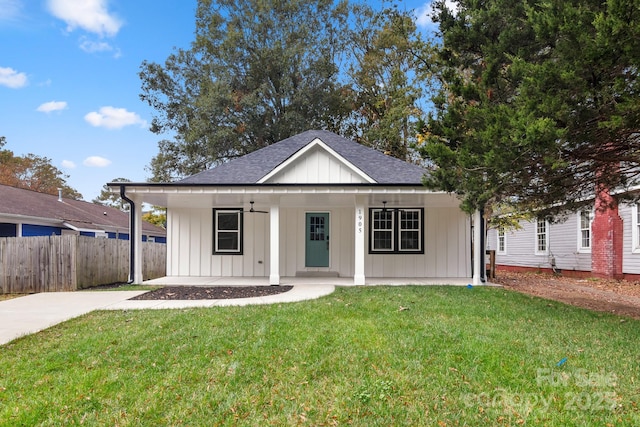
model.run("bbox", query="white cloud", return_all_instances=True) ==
[47,0,123,37]
[83,156,111,167]
[0,66,28,88]
[36,100,68,113]
[61,160,76,169]
[78,36,122,58]
[79,38,112,53]
[84,106,147,130]
[414,0,459,30]
[0,0,23,22]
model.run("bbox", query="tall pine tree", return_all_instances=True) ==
[421,0,640,217]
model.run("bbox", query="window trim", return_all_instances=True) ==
[497,227,507,255]
[577,210,592,253]
[534,219,549,255]
[213,208,243,255]
[632,203,640,254]
[368,207,424,254]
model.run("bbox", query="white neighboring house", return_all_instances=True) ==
[486,203,640,280]
[110,130,483,285]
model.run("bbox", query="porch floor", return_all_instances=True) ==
[143,276,478,287]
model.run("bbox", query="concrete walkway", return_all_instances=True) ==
[0,284,335,346]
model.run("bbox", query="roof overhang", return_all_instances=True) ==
[62,221,109,234]
[109,183,463,210]
[0,212,63,226]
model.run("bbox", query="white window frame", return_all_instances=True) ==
[370,209,395,253]
[213,209,243,255]
[577,210,592,253]
[399,209,422,252]
[369,208,424,254]
[497,227,507,255]
[632,203,640,253]
[534,219,549,255]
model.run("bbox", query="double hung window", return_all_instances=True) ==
[578,210,592,251]
[213,209,243,254]
[497,228,506,254]
[535,219,548,254]
[369,208,423,254]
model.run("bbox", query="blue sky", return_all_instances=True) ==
[0,0,440,201]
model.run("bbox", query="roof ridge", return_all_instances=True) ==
[176,130,427,185]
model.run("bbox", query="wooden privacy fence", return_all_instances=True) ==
[0,235,166,294]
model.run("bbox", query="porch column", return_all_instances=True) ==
[354,197,366,285]
[472,210,481,286]
[269,203,280,285]
[132,194,144,284]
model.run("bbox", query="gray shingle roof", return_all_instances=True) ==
[0,184,165,235]
[178,130,427,185]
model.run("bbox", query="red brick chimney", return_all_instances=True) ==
[591,183,623,279]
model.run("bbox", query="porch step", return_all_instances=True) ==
[295,271,340,278]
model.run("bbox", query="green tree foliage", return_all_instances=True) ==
[142,208,167,229]
[347,6,430,161]
[420,0,640,216]
[94,178,166,229]
[0,137,82,200]
[93,178,131,211]
[140,0,354,181]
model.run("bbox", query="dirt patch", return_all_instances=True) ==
[130,285,293,301]
[492,271,640,320]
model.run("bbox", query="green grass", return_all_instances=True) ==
[1,286,639,426]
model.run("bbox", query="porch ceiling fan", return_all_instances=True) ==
[244,201,268,214]
[381,201,406,213]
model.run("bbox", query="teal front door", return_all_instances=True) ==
[305,213,330,267]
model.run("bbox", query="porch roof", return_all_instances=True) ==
[110,183,462,209]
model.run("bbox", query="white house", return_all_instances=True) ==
[110,130,482,285]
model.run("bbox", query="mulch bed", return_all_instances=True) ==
[130,285,293,300]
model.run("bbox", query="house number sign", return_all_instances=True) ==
[356,208,363,234]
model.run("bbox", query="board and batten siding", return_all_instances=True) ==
[167,205,470,278]
[167,208,269,277]
[264,146,368,184]
[365,207,471,278]
[279,207,355,277]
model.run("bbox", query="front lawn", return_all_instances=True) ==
[0,286,638,425]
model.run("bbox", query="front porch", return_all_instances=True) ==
[143,276,477,287]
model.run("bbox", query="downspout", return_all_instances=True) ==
[120,185,136,284]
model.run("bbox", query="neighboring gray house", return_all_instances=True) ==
[486,202,640,280]
[0,184,166,242]
[111,130,483,285]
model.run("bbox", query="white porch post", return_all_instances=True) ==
[269,203,280,285]
[354,197,366,285]
[132,195,144,284]
[472,209,482,286]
